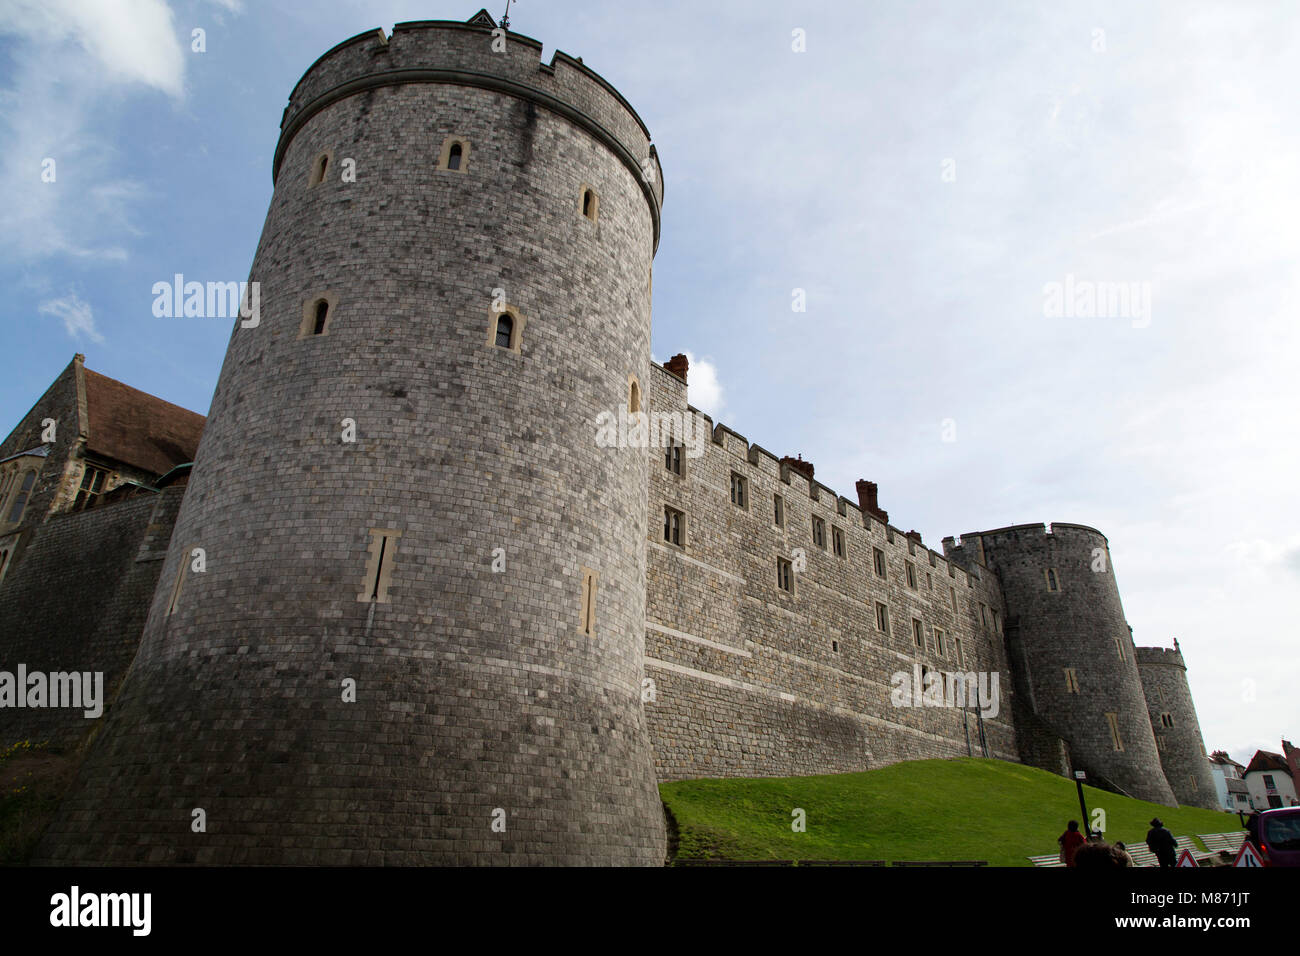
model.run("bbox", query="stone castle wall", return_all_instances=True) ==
[37,17,665,865]
[0,487,184,749]
[643,363,1020,781]
[1136,646,1218,810]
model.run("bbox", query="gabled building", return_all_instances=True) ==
[1243,750,1298,810]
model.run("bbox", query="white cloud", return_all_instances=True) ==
[0,0,189,262]
[0,0,186,97]
[39,293,103,343]
[683,351,724,420]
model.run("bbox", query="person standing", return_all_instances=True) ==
[1146,818,1177,867]
[1059,820,1087,867]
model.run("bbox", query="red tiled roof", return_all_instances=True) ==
[82,367,205,476]
[1244,751,1290,775]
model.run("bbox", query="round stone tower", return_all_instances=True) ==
[957,523,1177,806]
[1136,643,1219,810]
[38,13,666,864]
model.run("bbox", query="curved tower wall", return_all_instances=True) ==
[960,523,1177,806]
[1136,646,1218,810]
[39,17,666,864]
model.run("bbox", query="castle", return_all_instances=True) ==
[0,11,1218,866]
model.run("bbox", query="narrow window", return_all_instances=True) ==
[926,571,933,589]
[1064,668,1079,693]
[664,506,684,547]
[905,561,917,589]
[1156,735,1166,752]
[665,440,683,476]
[166,546,191,616]
[357,529,401,604]
[579,567,598,636]
[911,618,923,649]
[0,547,10,586]
[439,137,471,172]
[811,515,825,550]
[935,628,945,657]
[6,471,35,524]
[309,152,330,186]
[832,526,845,558]
[831,640,839,653]
[73,464,109,511]
[773,494,784,528]
[1190,775,1198,792]
[301,294,337,338]
[1160,712,1174,728]
[873,547,886,578]
[1046,568,1060,591]
[979,603,988,627]
[628,376,641,414]
[950,586,958,613]
[991,609,999,632]
[487,306,525,352]
[953,636,964,668]
[1157,686,1166,705]
[875,602,889,633]
[1105,712,1124,752]
[730,472,747,509]
[1114,636,1126,662]
[581,188,598,221]
[495,312,513,348]
[776,556,793,593]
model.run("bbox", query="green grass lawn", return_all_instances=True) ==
[659,758,1242,866]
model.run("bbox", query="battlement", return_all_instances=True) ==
[1135,645,1186,668]
[647,360,985,591]
[961,522,1107,543]
[274,12,663,240]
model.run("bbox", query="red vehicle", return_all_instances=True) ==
[1258,807,1300,867]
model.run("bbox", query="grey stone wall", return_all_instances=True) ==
[0,487,183,749]
[37,18,665,865]
[1137,646,1218,809]
[644,364,1019,781]
[947,524,1177,806]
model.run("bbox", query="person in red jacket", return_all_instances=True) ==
[1058,820,1087,867]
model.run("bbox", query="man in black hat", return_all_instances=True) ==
[1145,817,1177,867]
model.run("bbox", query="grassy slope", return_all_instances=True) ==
[660,758,1241,866]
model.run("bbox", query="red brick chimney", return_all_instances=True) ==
[855,479,888,523]
[781,454,814,482]
[1284,740,1300,795]
[663,353,688,383]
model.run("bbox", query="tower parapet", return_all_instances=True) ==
[274,17,663,245]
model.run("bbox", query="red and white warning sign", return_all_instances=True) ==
[1233,841,1265,867]
[1176,848,1198,867]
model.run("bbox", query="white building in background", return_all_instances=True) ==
[1208,751,1250,813]
[1243,751,1298,810]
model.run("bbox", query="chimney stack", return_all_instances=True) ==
[855,479,888,523]
[664,353,689,383]
[781,454,814,482]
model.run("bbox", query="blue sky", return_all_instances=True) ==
[1,0,1296,767]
